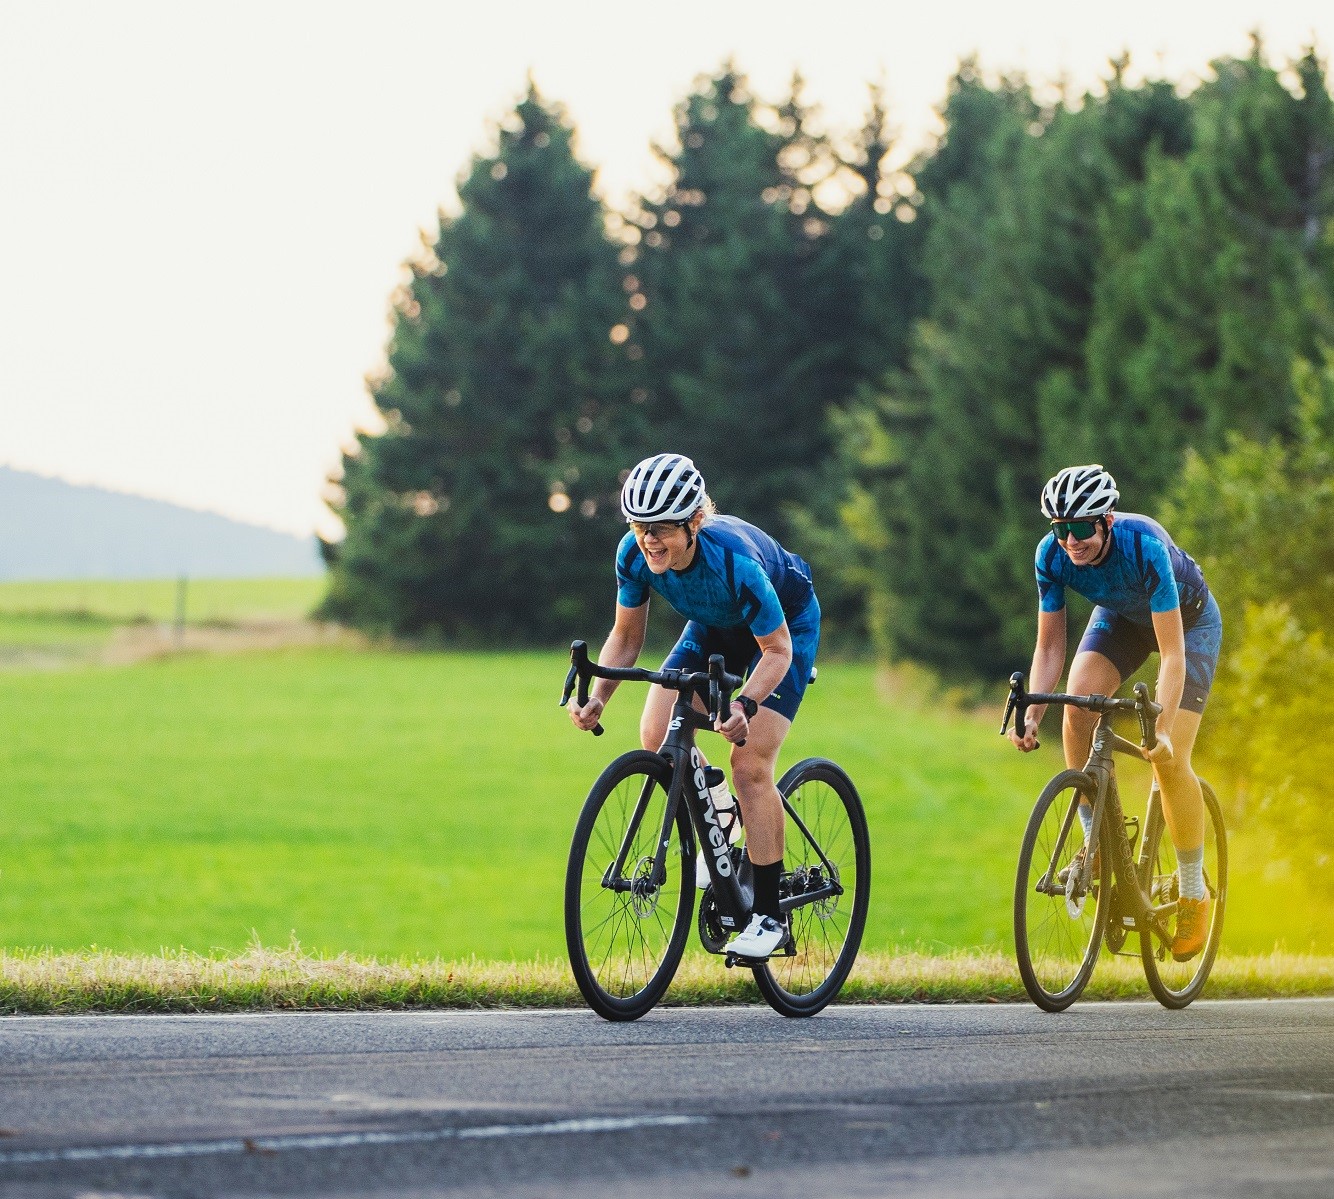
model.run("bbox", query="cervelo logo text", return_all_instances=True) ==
[691,748,732,877]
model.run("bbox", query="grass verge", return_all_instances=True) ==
[2,948,1330,1014]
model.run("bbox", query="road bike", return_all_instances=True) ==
[559,640,870,1021]
[1002,674,1227,1011]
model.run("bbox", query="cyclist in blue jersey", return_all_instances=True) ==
[1007,464,1223,962]
[567,453,821,960]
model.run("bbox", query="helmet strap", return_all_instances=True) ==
[1089,517,1113,565]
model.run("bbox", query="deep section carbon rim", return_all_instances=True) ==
[1139,778,1227,1009]
[753,758,870,1017]
[1014,771,1108,1011]
[564,751,692,1020]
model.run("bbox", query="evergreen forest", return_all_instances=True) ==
[323,41,1334,895]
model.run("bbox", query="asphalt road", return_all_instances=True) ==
[0,998,1330,1198]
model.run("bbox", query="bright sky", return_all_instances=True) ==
[2,2,1330,538]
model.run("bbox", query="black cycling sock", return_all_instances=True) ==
[751,860,782,921]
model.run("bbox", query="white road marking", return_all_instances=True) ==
[0,1114,704,1167]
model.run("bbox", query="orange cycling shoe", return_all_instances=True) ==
[1171,896,1210,962]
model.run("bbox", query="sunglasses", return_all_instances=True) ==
[1052,519,1101,542]
[629,520,686,540]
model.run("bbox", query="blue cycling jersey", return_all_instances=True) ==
[616,515,815,637]
[1036,513,1209,626]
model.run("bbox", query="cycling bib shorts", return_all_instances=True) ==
[662,596,820,723]
[1078,592,1223,713]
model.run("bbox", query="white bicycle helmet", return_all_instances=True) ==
[1040,464,1119,520]
[620,454,706,523]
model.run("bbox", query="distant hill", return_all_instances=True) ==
[0,467,323,580]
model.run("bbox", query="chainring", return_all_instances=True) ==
[697,886,729,954]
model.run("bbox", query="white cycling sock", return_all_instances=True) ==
[1078,803,1094,842]
[1177,845,1206,900]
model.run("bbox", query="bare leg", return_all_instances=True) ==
[641,685,788,865]
[639,683,685,752]
[728,709,789,866]
[1063,650,1122,770]
[1155,708,1204,852]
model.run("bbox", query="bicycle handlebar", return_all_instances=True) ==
[1001,672,1163,751]
[560,640,748,744]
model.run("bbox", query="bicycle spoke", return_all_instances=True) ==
[1014,772,1106,1011]
[754,760,870,1016]
[1140,778,1227,1008]
[565,753,692,1019]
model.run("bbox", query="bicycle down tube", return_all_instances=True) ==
[562,640,843,934]
[1004,673,1175,939]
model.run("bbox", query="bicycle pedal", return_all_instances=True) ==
[725,951,767,967]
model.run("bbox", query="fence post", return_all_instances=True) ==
[174,575,187,644]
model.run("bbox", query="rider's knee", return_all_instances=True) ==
[638,714,666,752]
[1156,754,1197,789]
[730,754,772,798]
[634,709,667,757]
[1062,706,1096,737]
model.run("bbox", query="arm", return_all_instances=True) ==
[567,601,649,731]
[1146,606,1186,761]
[715,621,793,744]
[1008,607,1067,751]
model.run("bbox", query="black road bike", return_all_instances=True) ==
[1002,674,1227,1012]
[559,641,870,1021]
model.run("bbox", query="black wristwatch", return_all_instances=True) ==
[733,695,758,719]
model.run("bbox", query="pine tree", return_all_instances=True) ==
[1085,43,1334,505]
[322,83,636,641]
[853,61,1198,674]
[627,65,838,545]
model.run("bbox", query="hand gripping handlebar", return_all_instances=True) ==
[560,640,748,745]
[1001,672,1163,752]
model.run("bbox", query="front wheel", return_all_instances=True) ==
[752,758,871,1017]
[1014,770,1108,1011]
[565,751,693,1021]
[1139,778,1227,1009]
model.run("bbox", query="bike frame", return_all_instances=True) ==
[1057,714,1175,945]
[1004,675,1176,947]
[563,641,844,936]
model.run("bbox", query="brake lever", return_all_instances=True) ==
[709,654,745,748]
[1133,681,1156,753]
[562,640,604,736]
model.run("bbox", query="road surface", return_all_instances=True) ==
[0,999,1330,1197]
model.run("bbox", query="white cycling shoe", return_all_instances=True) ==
[727,913,789,958]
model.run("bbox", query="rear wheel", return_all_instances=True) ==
[1139,778,1227,1009]
[565,751,693,1021]
[752,758,870,1017]
[1014,770,1108,1011]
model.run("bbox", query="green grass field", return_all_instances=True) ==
[0,578,1327,961]
[0,577,329,669]
[0,577,325,624]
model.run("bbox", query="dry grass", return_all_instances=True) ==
[102,619,362,665]
[1,946,1330,1014]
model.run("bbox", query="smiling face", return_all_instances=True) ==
[1054,512,1114,566]
[631,510,704,573]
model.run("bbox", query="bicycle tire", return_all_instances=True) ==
[564,750,693,1021]
[752,758,870,1018]
[1014,769,1109,1012]
[1139,777,1227,1009]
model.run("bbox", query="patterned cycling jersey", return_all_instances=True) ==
[1036,513,1209,627]
[616,515,815,637]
